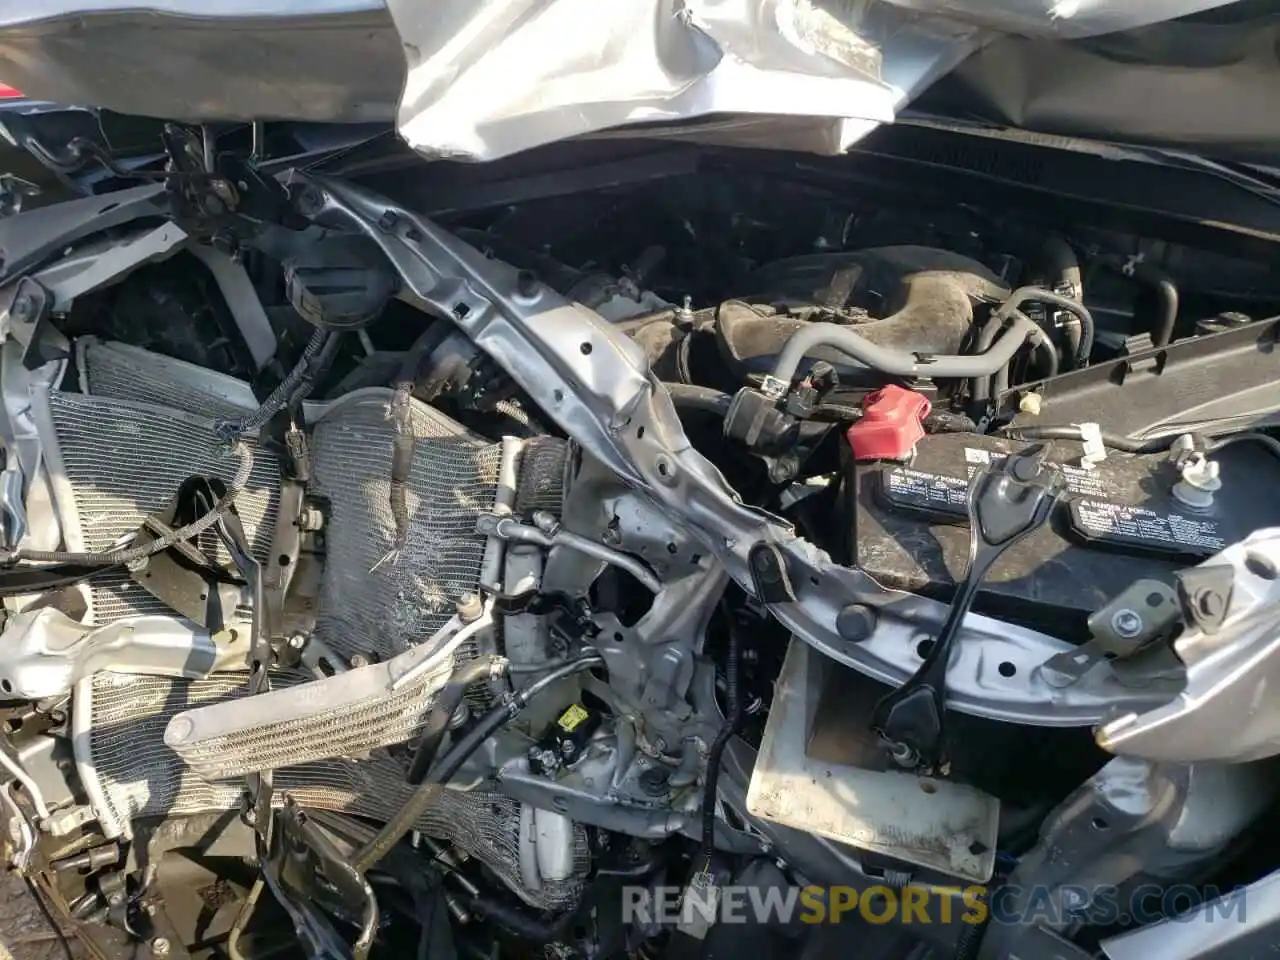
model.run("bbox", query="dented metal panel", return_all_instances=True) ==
[746,639,999,882]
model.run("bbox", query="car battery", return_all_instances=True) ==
[849,431,1280,629]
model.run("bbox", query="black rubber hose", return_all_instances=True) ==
[1040,236,1082,301]
[406,656,502,785]
[701,599,743,863]
[1143,270,1180,348]
[456,892,576,943]
[1039,236,1084,363]
[998,286,1095,368]
[662,383,732,419]
[770,311,1041,386]
[353,656,603,874]
[1095,254,1180,348]
[969,314,1009,405]
[1007,426,1280,462]
[990,317,1058,400]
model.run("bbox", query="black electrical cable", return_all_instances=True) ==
[1000,425,1172,453]
[701,598,744,864]
[1208,431,1280,463]
[22,877,76,960]
[215,328,334,440]
[353,655,604,874]
[9,330,340,566]
[6,441,254,566]
[1005,425,1280,462]
[384,323,454,564]
[406,655,502,785]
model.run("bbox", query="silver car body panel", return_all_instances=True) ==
[0,1,1254,159]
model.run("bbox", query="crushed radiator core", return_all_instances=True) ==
[48,341,574,903]
[81,671,587,909]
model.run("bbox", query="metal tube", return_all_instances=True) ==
[479,437,524,590]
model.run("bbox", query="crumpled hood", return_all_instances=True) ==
[0,0,1255,162]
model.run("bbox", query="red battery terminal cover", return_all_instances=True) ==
[846,385,931,461]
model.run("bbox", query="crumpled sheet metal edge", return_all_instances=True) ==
[301,173,1182,728]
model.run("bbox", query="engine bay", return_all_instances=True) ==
[1,124,1280,960]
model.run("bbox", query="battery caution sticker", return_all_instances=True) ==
[1070,498,1225,557]
[883,467,969,515]
[880,463,1227,559]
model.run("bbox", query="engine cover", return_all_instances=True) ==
[850,431,1280,631]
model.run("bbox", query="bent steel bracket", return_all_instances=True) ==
[299,174,1180,728]
[0,606,233,701]
[1098,527,1280,763]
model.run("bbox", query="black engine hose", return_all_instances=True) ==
[1038,236,1084,362]
[770,311,1041,387]
[1145,270,1180,348]
[1208,431,1280,462]
[1095,254,1180,348]
[1005,426,1280,464]
[406,656,503,785]
[662,383,733,419]
[1040,236,1082,301]
[701,599,743,864]
[997,286,1095,368]
[456,892,578,943]
[989,316,1058,400]
[353,655,604,874]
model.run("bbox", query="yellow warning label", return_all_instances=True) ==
[558,704,589,731]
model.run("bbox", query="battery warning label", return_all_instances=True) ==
[1071,498,1225,555]
[884,468,969,514]
[881,461,1227,558]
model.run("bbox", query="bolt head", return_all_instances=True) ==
[151,937,170,956]
[836,604,876,642]
[1196,590,1225,619]
[456,592,483,622]
[166,716,194,744]
[1111,609,1144,638]
[349,654,370,669]
[287,634,307,650]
